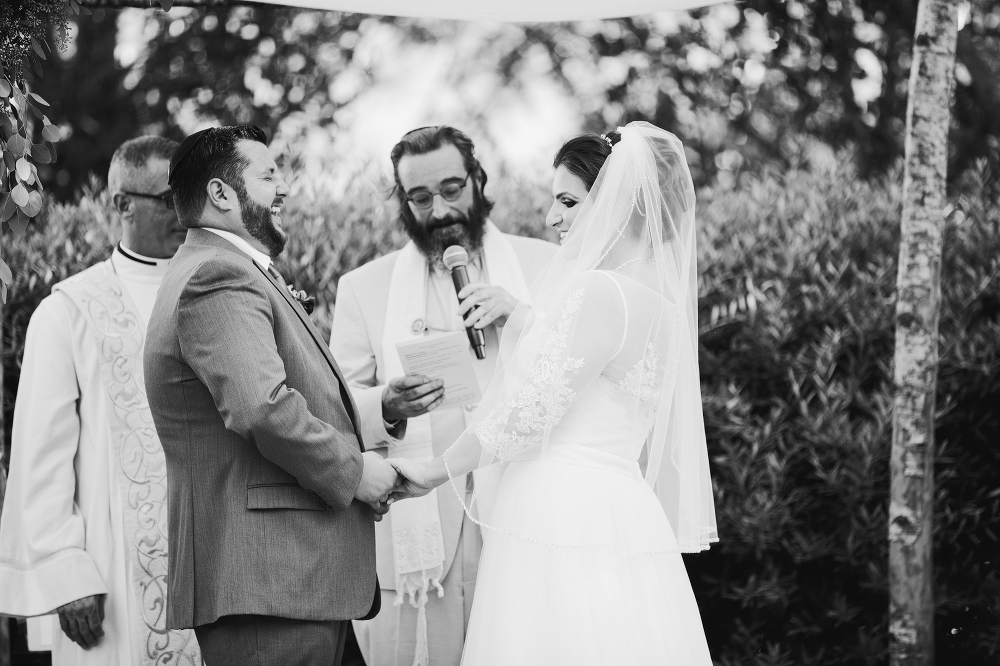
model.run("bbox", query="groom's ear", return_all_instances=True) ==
[206,178,235,212]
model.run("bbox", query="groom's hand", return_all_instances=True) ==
[458,283,519,329]
[382,375,445,422]
[356,452,401,518]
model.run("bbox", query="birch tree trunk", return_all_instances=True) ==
[0,276,8,666]
[889,1,958,665]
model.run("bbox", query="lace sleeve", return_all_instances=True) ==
[471,272,626,463]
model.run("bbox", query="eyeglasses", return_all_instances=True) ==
[405,173,472,210]
[122,190,174,210]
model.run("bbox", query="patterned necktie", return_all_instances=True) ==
[266,263,286,287]
[266,264,315,314]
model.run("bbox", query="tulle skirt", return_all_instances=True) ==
[461,447,712,665]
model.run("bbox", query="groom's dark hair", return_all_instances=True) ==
[168,125,268,228]
[389,126,494,218]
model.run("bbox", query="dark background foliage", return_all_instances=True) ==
[688,156,1000,665]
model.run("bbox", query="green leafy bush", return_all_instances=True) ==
[1,154,997,665]
[692,158,1000,665]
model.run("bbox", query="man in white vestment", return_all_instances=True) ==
[0,137,202,666]
[330,125,557,666]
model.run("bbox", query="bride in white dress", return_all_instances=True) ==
[389,122,718,664]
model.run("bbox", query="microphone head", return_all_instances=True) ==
[442,245,469,270]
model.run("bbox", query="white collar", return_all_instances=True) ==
[202,228,272,270]
[117,242,170,267]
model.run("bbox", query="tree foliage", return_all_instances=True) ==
[691,153,999,665]
[1,0,79,299]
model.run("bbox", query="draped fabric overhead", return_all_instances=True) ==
[249,0,726,22]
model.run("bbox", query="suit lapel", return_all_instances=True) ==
[254,262,364,441]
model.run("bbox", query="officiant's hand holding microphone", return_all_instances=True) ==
[458,282,518,329]
[443,244,519,357]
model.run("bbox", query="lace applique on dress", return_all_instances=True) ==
[597,343,661,430]
[476,287,587,462]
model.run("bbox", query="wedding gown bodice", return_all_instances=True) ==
[545,357,661,462]
[477,270,673,472]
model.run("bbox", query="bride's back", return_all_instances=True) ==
[549,269,676,463]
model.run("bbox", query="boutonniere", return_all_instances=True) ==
[287,285,316,315]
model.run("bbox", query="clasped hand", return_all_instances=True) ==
[356,453,440,517]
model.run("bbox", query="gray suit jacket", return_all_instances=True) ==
[145,228,377,630]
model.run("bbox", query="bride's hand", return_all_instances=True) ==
[386,458,438,501]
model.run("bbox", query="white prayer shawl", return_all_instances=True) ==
[382,222,531,666]
[0,259,201,665]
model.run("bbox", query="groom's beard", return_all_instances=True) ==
[401,191,488,267]
[237,186,287,257]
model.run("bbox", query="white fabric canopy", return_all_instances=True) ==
[250,0,726,22]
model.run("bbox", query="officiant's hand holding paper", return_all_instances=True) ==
[395,332,483,410]
[382,374,445,422]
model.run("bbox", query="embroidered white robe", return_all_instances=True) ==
[0,249,202,666]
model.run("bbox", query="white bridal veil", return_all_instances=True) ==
[446,121,718,553]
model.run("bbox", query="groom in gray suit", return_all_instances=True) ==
[145,125,399,666]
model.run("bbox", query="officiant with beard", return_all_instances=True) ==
[330,125,557,666]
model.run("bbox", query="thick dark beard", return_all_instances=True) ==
[400,189,488,267]
[237,185,287,257]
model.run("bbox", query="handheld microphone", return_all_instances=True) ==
[442,245,487,360]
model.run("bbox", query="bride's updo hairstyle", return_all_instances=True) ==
[552,131,621,191]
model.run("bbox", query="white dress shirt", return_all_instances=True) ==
[202,227,273,270]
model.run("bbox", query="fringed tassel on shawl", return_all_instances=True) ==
[393,567,445,666]
[413,605,429,666]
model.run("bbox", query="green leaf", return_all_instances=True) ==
[1,280,7,304]
[24,190,43,217]
[42,124,60,142]
[0,256,11,284]
[10,208,29,233]
[31,58,43,77]
[46,141,58,161]
[0,192,16,223]
[31,38,47,60]
[0,80,10,98]
[11,183,29,206]
[6,134,27,156]
[30,143,52,163]
[15,157,31,181]
[27,93,49,107]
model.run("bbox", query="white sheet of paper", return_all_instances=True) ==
[396,331,483,409]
